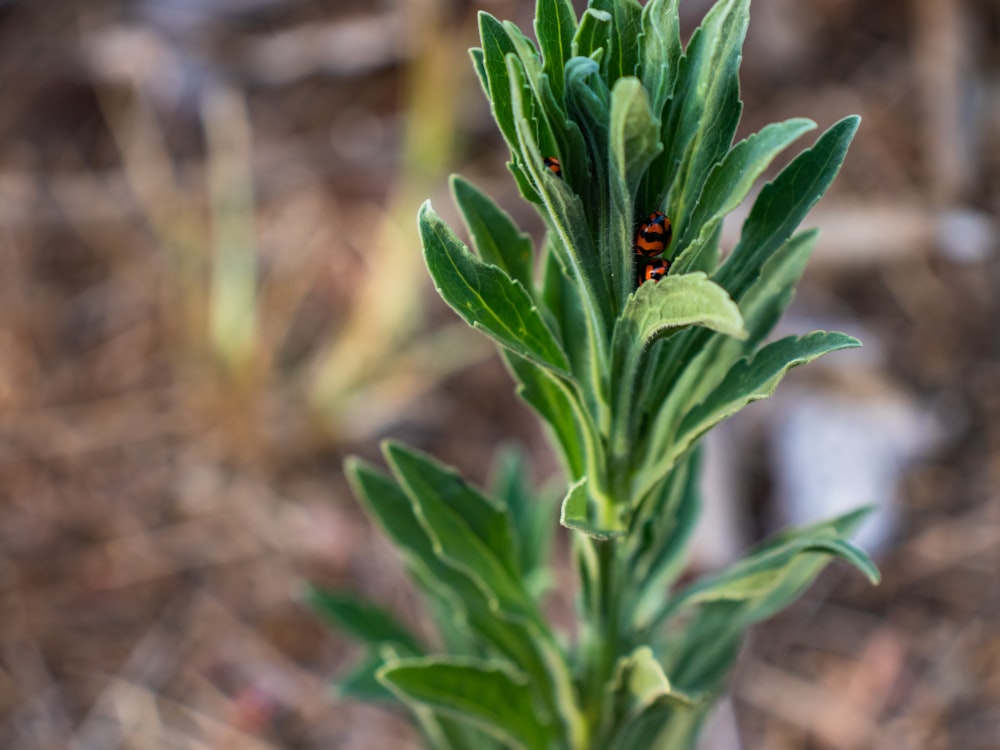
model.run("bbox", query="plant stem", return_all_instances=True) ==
[579,534,626,742]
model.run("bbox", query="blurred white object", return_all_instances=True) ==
[698,696,743,750]
[770,389,940,554]
[692,425,752,569]
[935,209,995,263]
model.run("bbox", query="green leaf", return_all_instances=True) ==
[716,116,860,301]
[488,447,559,589]
[535,0,577,101]
[608,76,663,307]
[336,651,397,702]
[537,233,589,379]
[509,56,613,407]
[420,201,570,375]
[639,0,682,115]
[657,507,879,632]
[503,352,587,480]
[560,476,625,539]
[664,0,748,230]
[642,119,859,416]
[509,158,543,205]
[636,332,859,500]
[346,457,574,734]
[589,0,643,86]
[676,332,860,447]
[644,0,747,219]
[502,21,562,161]
[376,644,497,750]
[572,8,612,60]
[636,230,820,493]
[345,458,483,618]
[379,657,553,750]
[385,442,520,577]
[610,78,662,204]
[384,441,532,619]
[615,273,746,353]
[470,47,489,97]
[655,509,877,695]
[563,55,612,243]
[738,229,818,348]
[677,537,880,608]
[451,175,534,288]
[628,448,702,630]
[306,587,422,653]
[602,647,700,750]
[611,273,745,455]
[610,646,697,715]
[479,13,522,155]
[673,118,816,274]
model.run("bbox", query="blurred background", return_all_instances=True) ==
[0,0,997,748]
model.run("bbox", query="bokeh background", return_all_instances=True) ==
[1,0,998,748]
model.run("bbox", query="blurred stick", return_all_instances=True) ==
[203,85,259,377]
[308,0,475,427]
[96,87,210,364]
[912,0,973,204]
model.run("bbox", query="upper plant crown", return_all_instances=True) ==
[421,0,864,538]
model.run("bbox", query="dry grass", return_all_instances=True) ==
[0,1,997,748]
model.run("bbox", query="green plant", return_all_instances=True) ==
[310,0,879,747]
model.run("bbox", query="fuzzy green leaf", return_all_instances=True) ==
[610,78,662,208]
[347,457,574,732]
[479,13,521,155]
[646,0,747,219]
[637,230,819,498]
[673,118,816,273]
[572,8,612,60]
[611,273,745,454]
[500,21,563,159]
[510,56,613,407]
[385,442,520,577]
[608,76,663,307]
[655,509,876,695]
[560,476,625,539]
[470,47,489,97]
[590,0,643,86]
[336,651,398,703]
[716,116,860,301]
[657,508,878,632]
[535,0,577,101]
[739,229,818,347]
[676,331,860,447]
[677,537,879,609]
[639,0,682,115]
[629,448,702,630]
[384,441,532,619]
[379,658,553,750]
[602,647,700,750]
[616,273,746,351]
[451,175,534,288]
[489,447,559,591]
[306,587,422,653]
[345,458,485,618]
[610,646,697,714]
[503,352,587,480]
[420,201,570,376]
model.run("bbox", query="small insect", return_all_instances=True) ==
[543,156,562,177]
[633,211,673,257]
[637,257,669,285]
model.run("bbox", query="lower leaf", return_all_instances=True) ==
[378,657,555,750]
